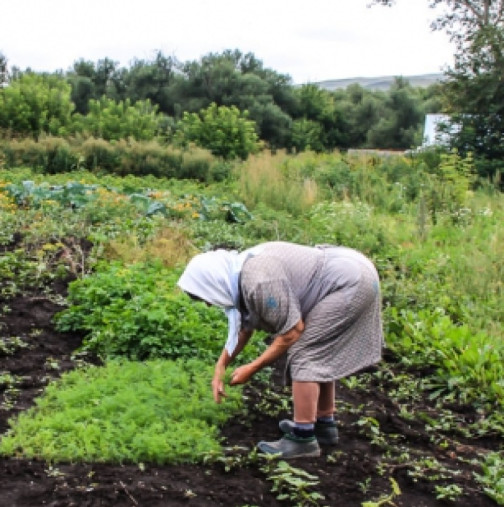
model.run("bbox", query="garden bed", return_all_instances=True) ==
[0,277,498,506]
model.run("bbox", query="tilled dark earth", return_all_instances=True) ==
[0,272,499,506]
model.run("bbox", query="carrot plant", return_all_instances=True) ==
[0,359,243,464]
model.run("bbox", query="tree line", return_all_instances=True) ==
[2,0,504,184]
[0,49,440,155]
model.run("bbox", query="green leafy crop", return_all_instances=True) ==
[475,452,504,505]
[386,307,504,411]
[0,359,243,464]
[55,260,265,362]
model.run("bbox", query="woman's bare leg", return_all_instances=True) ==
[292,381,319,423]
[317,381,335,419]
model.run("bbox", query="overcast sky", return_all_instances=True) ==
[2,0,455,84]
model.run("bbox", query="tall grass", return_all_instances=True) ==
[102,225,198,267]
[237,150,431,216]
[383,196,504,340]
[0,136,218,181]
[236,151,319,216]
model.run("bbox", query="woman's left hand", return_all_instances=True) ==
[230,363,256,385]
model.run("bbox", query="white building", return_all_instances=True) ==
[422,114,459,147]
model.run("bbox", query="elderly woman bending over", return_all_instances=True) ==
[177,241,383,459]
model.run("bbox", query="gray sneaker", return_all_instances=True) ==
[279,419,339,445]
[257,434,321,458]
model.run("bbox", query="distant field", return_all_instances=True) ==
[312,72,444,91]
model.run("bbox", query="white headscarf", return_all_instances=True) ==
[177,246,263,355]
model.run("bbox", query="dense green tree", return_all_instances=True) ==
[290,85,328,151]
[249,102,292,150]
[70,97,161,141]
[69,75,95,115]
[290,84,352,151]
[418,83,444,114]
[367,78,424,149]
[67,58,125,114]
[172,50,295,148]
[123,52,177,114]
[1,48,445,153]
[334,85,386,148]
[176,51,248,111]
[93,58,122,98]
[294,84,330,120]
[0,72,74,138]
[441,25,504,179]
[64,50,296,149]
[290,118,325,152]
[373,0,504,167]
[176,102,260,159]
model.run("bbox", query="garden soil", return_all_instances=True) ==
[0,277,499,506]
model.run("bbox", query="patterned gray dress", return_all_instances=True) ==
[239,242,383,382]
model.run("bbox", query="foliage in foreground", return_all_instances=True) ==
[55,261,226,361]
[0,359,243,464]
[475,451,504,505]
[387,307,504,419]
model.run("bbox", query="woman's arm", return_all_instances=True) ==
[212,328,254,403]
[229,319,304,386]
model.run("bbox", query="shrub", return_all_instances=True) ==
[70,97,161,141]
[179,145,215,181]
[113,139,180,178]
[306,201,398,256]
[0,137,218,181]
[176,103,260,160]
[1,137,49,172]
[0,73,73,139]
[36,136,79,174]
[80,137,120,173]
[386,307,504,408]
[55,261,266,362]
